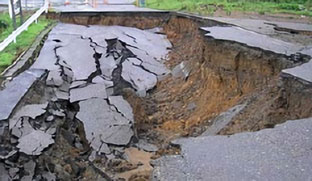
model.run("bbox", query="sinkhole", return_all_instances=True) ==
[0,12,311,180]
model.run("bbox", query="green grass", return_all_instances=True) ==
[146,0,312,16]
[0,11,35,42]
[0,15,52,73]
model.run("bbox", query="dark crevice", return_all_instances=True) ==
[132,62,158,77]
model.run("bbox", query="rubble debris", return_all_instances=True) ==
[13,118,54,155]
[0,23,173,180]
[46,127,57,135]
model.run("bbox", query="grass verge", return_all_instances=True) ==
[146,0,312,17]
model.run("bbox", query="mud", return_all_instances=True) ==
[0,12,311,180]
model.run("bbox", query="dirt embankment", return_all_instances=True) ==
[123,15,312,149]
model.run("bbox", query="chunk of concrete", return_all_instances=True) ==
[171,61,191,79]
[0,69,45,121]
[142,60,169,76]
[0,163,10,181]
[92,76,114,87]
[56,38,97,80]
[99,55,117,80]
[55,89,69,101]
[14,103,48,120]
[127,57,142,65]
[69,81,87,89]
[201,26,300,56]
[31,42,59,71]
[108,96,134,122]
[9,102,48,130]
[90,136,103,152]
[136,140,158,152]
[21,160,36,181]
[76,98,133,146]
[69,83,107,103]
[282,60,312,83]
[17,129,54,155]
[46,70,63,87]
[121,59,157,92]
[99,143,111,154]
[102,125,133,146]
[127,47,169,76]
[202,103,247,136]
[122,27,171,60]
